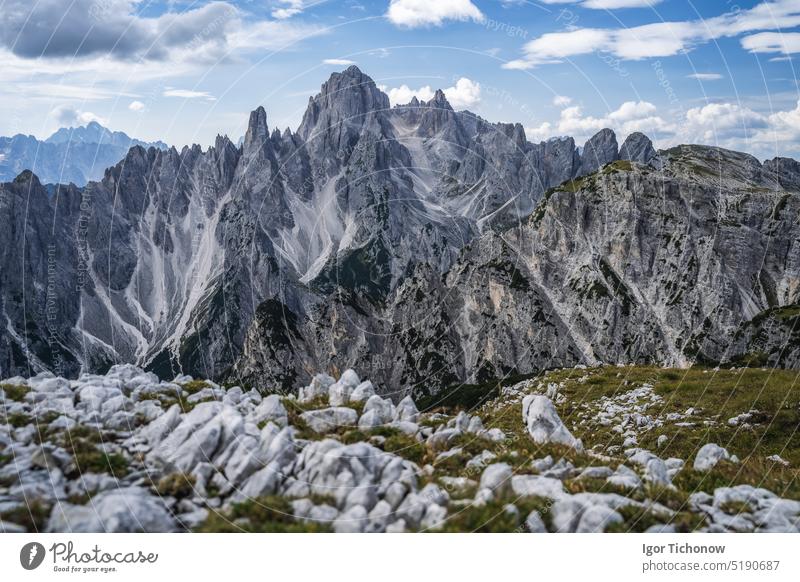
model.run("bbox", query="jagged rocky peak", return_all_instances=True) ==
[243,106,269,154]
[12,168,40,186]
[662,143,782,190]
[763,156,800,191]
[578,128,619,177]
[427,89,453,110]
[297,65,390,139]
[3,65,800,395]
[394,91,454,112]
[619,131,657,164]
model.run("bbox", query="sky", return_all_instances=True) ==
[1,0,800,159]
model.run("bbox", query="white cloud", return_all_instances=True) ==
[553,95,572,107]
[526,100,672,143]
[686,102,766,134]
[387,0,484,28]
[382,77,481,109]
[49,105,105,127]
[445,77,482,108]
[505,0,800,69]
[768,100,800,137]
[539,0,664,6]
[679,100,800,153]
[582,0,663,8]
[322,58,357,65]
[384,84,435,104]
[503,29,612,69]
[741,31,800,54]
[0,1,325,67]
[272,1,319,20]
[163,89,216,100]
[527,96,800,158]
[607,100,658,122]
[613,21,698,59]
[128,100,145,112]
[687,73,723,80]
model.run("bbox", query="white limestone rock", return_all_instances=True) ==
[300,407,358,433]
[363,394,395,423]
[479,463,512,496]
[522,394,583,451]
[249,394,288,427]
[644,458,672,488]
[298,373,335,403]
[394,396,420,423]
[47,486,176,532]
[511,474,567,499]
[693,443,734,472]
[525,510,547,533]
[333,505,368,533]
[350,381,376,403]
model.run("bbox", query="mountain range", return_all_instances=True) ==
[0,66,798,399]
[0,121,167,186]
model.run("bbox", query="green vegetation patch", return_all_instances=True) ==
[0,383,30,402]
[156,473,197,499]
[195,495,331,533]
[54,425,129,478]
[0,499,50,532]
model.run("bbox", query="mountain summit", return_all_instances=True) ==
[46,120,167,150]
[0,68,798,396]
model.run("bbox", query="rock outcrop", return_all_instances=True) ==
[1,67,799,399]
[1,365,798,533]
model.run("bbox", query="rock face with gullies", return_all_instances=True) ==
[619,131,658,164]
[1,66,800,397]
[577,128,619,176]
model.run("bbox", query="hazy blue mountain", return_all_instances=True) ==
[0,121,167,186]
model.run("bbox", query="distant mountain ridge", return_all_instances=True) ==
[0,66,798,398]
[0,121,167,186]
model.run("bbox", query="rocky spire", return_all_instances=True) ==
[577,128,619,177]
[619,132,657,164]
[243,106,269,154]
[297,66,390,140]
[427,89,453,110]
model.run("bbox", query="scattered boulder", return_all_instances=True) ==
[298,373,335,403]
[694,443,734,472]
[395,396,420,423]
[479,463,512,497]
[511,475,566,500]
[427,428,461,451]
[350,381,376,403]
[250,394,287,427]
[607,465,642,490]
[522,395,583,451]
[767,454,789,466]
[525,510,547,533]
[300,407,358,433]
[47,487,176,532]
[2,363,796,536]
[644,458,672,488]
[363,395,395,424]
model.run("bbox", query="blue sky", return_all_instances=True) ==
[1,0,799,158]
